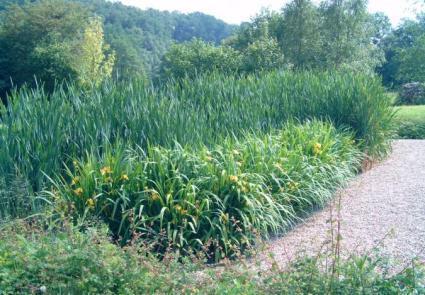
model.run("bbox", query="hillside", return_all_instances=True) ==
[83,0,236,76]
[0,0,236,78]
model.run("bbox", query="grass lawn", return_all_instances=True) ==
[394,105,425,123]
[394,105,425,139]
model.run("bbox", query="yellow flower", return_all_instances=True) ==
[150,191,160,201]
[229,175,239,183]
[100,166,112,176]
[220,212,229,222]
[121,174,129,181]
[74,187,83,196]
[174,204,186,214]
[71,176,80,186]
[288,182,300,191]
[313,142,323,156]
[86,198,95,208]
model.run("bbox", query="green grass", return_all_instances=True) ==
[394,105,425,139]
[386,91,399,105]
[394,105,425,123]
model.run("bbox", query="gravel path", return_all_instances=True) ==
[258,140,425,269]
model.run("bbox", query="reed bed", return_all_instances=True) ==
[0,71,393,219]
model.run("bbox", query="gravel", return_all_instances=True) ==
[257,140,425,270]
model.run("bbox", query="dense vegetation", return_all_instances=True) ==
[0,0,235,97]
[1,221,423,294]
[50,121,361,261]
[0,71,393,218]
[395,105,425,139]
[0,0,424,293]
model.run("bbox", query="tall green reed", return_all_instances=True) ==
[0,70,393,218]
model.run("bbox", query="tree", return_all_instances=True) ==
[379,18,425,86]
[395,34,425,82]
[280,0,322,69]
[224,10,276,51]
[318,0,384,73]
[0,0,115,97]
[74,18,115,88]
[159,39,241,81]
[241,38,285,73]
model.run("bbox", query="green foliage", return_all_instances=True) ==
[0,0,115,96]
[379,17,425,87]
[0,221,423,294]
[48,121,361,260]
[241,37,285,73]
[0,71,393,219]
[395,35,425,83]
[172,12,237,44]
[79,0,235,78]
[394,105,425,139]
[280,0,322,69]
[159,39,241,81]
[74,17,116,88]
[225,0,384,73]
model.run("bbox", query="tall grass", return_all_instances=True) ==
[48,121,361,261]
[0,71,393,218]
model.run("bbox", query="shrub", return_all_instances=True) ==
[0,71,393,218]
[396,82,425,105]
[0,220,423,294]
[47,121,361,261]
[396,122,425,139]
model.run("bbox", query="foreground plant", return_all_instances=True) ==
[45,121,361,261]
[0,220,423,294]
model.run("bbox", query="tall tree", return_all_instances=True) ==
[0,0,115,97]
[281,0,321,69]
[319,0,384,73]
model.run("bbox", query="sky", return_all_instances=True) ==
[121,0,424,27]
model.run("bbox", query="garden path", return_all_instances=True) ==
[259,140,425,270]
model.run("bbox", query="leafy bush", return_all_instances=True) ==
[394,105,425,139]
[396,82,425,105]
[0,71,393,218]
[158,39,241,81]
[0,221,423,294]
[396,122,425,139]
[48,121,361,261]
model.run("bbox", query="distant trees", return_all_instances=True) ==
[378,15,425,86]
[159,39,240,81]
[280,0,321,69]
[0,0,236,96]
[0,0,115,96]
[159,0,389,81]
[241,37,285,73]
[1,0,423,89]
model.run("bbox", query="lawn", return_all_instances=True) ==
[394,105,425,139]
[394,105,425,123]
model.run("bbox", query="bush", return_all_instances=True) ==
[48,121,361,261]
[396,122,425,139]
[396,82,425,105]
[0,71,393,218]
[1,220,423,294]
